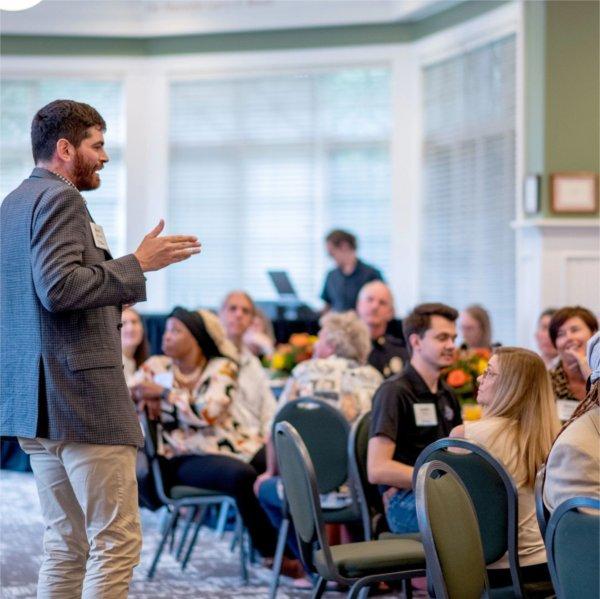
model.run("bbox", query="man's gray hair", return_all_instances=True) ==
[319,311,372,364]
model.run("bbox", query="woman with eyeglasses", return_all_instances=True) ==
[450,347,560,589]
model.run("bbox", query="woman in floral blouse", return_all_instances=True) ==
[131,307,277,558]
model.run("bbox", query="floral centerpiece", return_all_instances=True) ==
[263,332,318,378]
[442,348,491,421]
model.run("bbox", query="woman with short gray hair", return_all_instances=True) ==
[280,310,382,423]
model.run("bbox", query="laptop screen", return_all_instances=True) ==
[268,271,298,298]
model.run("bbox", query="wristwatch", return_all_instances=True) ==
[160,388,170,401]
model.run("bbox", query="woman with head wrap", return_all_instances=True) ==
[544,331,600,512]
[131,307,278,558]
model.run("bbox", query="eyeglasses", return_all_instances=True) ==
[480,368,498,381]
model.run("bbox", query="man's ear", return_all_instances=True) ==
[408,332,420,354]
[55,138,75,163]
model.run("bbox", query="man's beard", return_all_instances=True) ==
[72,152,101,191]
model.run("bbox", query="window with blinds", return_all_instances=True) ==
[420,35,516,344]
[167,67,392,309]
[0,79,125,256]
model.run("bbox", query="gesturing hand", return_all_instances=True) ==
[134,219,202,272]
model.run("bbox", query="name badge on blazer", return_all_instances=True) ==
[90,222,110,252]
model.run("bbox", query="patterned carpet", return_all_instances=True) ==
[0,471,416,598]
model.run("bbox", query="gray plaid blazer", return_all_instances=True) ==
[1,168,146,446]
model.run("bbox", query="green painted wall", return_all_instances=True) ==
[544,0,599,175]
[524,0,600,215]
[0,1,506,56]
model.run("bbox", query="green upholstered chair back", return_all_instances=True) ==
[348,411,385,538]
[274,421,333,575]
[416,461,489,599]
[274,397,350,494]
[534,465,550,538]
[546,496,600,599]
[414,438,516,567]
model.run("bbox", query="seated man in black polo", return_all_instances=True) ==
[321,229,383,312]
[357,280,409,378]
[367,302,462,533]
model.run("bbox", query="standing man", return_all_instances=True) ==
[367,303,462,534]
[320,229,383,312]
[356,280,409,378]
[0,100,201,598]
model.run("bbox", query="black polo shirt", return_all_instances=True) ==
[320,259,383,312]
[368,334,410,379]
[369,363,462,471]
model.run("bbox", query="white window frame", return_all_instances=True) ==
[411,1,521,339]
[1,5,522,317]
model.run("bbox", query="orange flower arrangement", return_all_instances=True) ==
[443,348,491,419]
[263,332,318,377]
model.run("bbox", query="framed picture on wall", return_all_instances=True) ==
[523,174,541,215]
[550,172,599,214]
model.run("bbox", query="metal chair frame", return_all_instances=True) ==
[140,412,247,581]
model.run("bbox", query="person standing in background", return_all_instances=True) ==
[1,99,201,599]
[321,229,383,312]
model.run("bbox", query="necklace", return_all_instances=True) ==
[50,171,78,191]
[174,363,204,386]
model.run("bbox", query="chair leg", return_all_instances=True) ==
[169,511,180,553]
[311,576,327,599]
[215,499,232,538]
[148,508,179,579]
[176,506,198,561]
[181,506,207,571]
[358,586,370,599]
[236,515,249,584]
[268,516,289,599]
[349,579,373,599]
[403,578,413,599]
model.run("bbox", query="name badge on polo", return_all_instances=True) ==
[413,403,438,427]
[90,222,110,252]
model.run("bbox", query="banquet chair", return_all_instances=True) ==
[268,397,363,598]
[140,412,248,581]
[545,496,600,599]
[275,421,426,598]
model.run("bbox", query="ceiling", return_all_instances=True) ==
[0,0,463,38]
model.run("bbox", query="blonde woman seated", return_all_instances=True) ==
[544,331,600,512]
[131,306,278,558]
[450,347,560,588]
[255,311,383,568]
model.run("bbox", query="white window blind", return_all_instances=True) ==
[0,79,125,256]
[167,67,392,309]
[420,35,516,344]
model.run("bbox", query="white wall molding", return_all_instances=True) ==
[516,222,600,347]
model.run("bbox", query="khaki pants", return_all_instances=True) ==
[18,438,142,599]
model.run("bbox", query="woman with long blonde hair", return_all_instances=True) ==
[451,347,560,588]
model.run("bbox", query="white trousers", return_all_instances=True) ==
[18,438,142,599]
